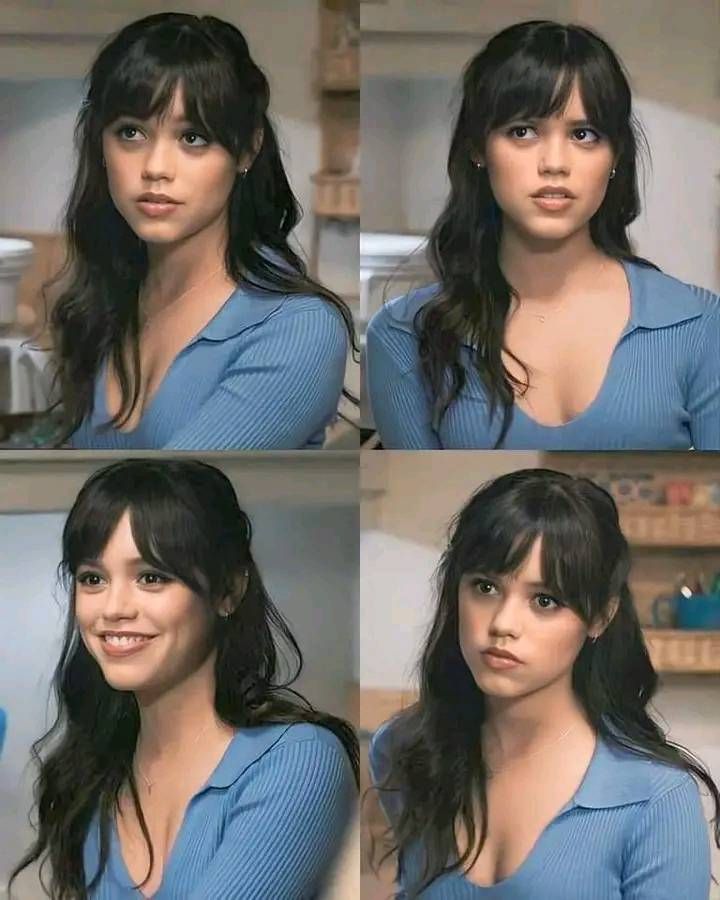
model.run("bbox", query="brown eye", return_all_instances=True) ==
[138,571,171,586]
[77,572,104,587]
[470,578,498,596]
[533,593,560,611]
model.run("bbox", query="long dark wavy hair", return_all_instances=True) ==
[46,12,357,442]
[372,468,720,897]
[9,458,359,900]
[418,20,659,445]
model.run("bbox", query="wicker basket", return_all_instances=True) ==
[619,506,720,546]
[312,173,359,219]
[643,628,720,672]
[320,48,359,91]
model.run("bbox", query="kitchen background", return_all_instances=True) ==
[0,451,360,900]
[0,0,360,448]
[360,450,720,899]
[359,0,720,439]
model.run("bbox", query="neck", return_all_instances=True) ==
[134,651,230,763]
[498,220,608,303]
[482,674,590,761]
[142,208,232,316]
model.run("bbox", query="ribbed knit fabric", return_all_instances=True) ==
[369,720,712,899]
[83,723,356,899]
[70,288,348,450]
[366,260,720,449]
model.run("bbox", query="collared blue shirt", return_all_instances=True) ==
[369,720,711,899]
[366,260,720,449]
[71,286,348,450]
[83,722,356,899]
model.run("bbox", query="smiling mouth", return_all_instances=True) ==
[101,634,155,647]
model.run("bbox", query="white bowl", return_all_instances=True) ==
[0,238,35,325]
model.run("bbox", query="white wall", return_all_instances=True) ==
[0,0,358,297]
[0,495,358,893]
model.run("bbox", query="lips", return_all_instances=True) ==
[484,647,522,663]
[137,193,180,204]
[531,186,576,199]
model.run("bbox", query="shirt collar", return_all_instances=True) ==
[206,722,294,789]
[382,259,704,343]
[622,258,704,331]
[197,282,289,343]
[570,732,660,809]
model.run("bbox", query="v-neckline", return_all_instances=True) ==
[456,735,600,893]
[510,258,635,432]
[100,283,240,437]
[112,730,240,897]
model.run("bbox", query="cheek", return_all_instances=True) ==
[533,616,587,670]
[457,599,489,660]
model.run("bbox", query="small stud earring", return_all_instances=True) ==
[609,167,616,180]
[473,160,484,169]
[240,168,249,178]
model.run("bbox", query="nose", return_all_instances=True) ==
[538,132,570,176]
[487,594,522,639]
[101,580,138,621]
[141,137,176,182]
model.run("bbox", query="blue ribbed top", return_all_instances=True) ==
[369,719,712,899]
[83,722,356,899]
[366,260,720,449]
[70,286,348,450]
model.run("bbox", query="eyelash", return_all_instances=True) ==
[506,124,601,143]
[114,124,210,147]
[76,571,172,588]
[469,577,561,611]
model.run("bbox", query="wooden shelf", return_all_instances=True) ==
[620,506,720,547]
[643,628,720,673]
[312,172,360,219]
[319,47,359,91]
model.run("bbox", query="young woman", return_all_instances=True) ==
[366,20,720,450]
[47,12,356,449]
[370,468,719,898]
[10,459,358,899]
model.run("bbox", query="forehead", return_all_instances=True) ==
[96,510,137,556]
[552,80,587,119]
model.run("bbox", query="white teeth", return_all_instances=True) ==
[104,635,149,647]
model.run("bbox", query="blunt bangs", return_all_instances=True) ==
[95,23,255,157]
[61,462,242,602]
[473,22,631,150]
[448,471,627,620]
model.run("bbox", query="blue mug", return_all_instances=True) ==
[652,592,720,630]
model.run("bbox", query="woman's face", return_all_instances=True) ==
[480,78,615,244]
[457,535,592,701]
[74,510,217,697]
[101,82,248,248]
